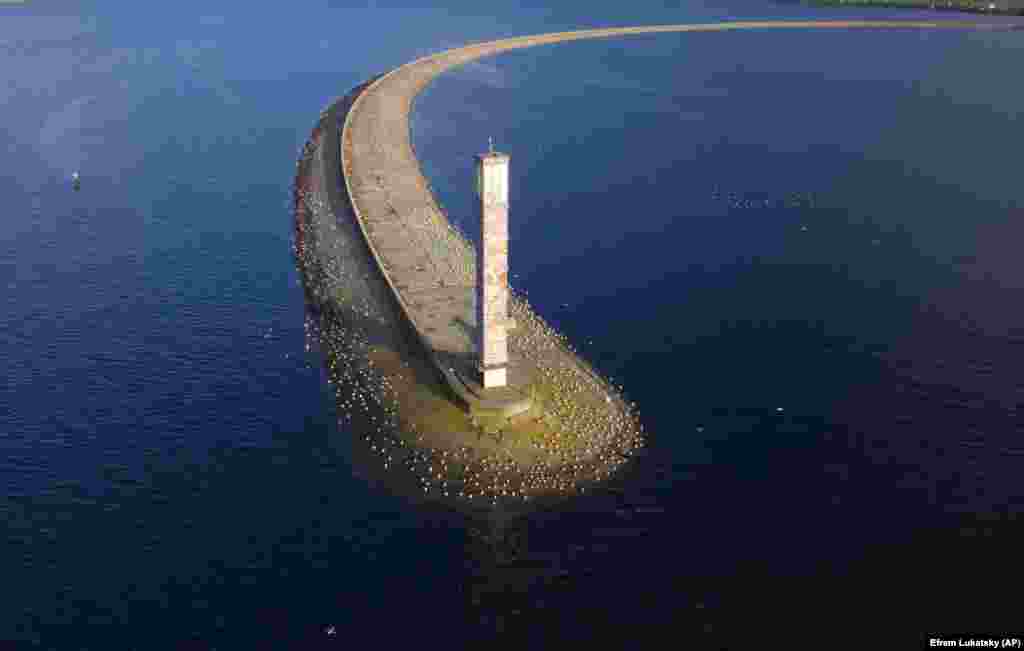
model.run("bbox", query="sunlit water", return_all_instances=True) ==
[2,1,1023,647]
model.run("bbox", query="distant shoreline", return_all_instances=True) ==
[807,0,1024,16]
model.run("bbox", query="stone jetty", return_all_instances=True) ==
[300,19,1018,505]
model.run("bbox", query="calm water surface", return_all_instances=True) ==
[2,0,1023,646]
[413,22,1024,639]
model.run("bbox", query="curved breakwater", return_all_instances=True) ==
[294,19,1020,509]
[294,89,644,512]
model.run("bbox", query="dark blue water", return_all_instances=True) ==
[414,23,1024,642]
[3,0,1023,647]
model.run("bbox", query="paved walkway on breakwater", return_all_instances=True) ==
[340,19,1018,415]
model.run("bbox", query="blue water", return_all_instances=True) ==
[2,0,1023,647]
[416,22,1024,641]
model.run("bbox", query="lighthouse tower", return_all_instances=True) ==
[475,140,510,389]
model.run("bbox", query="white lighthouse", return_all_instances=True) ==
[475,140,510,389]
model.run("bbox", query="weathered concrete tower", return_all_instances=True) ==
[475,141,510,389]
